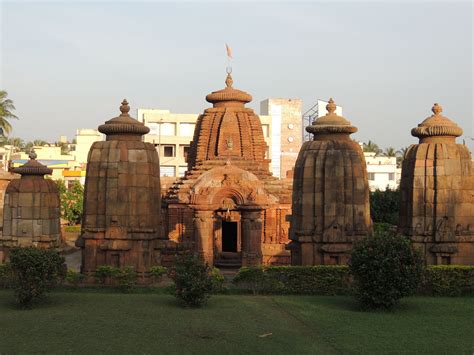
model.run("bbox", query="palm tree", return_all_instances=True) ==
[33,139,48,146]
[396,146,409,167]
[6,137,25,152]
[383,147,397,157]
[0,91,18,135]
[363,140,382,155]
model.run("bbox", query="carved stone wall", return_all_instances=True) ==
[289,99,372,265]
[399,104,474,265]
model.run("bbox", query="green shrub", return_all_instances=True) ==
[349,232,424,310]
[421,266,474,296]
[149,266,167,283]
[0,263,13,289]
[114,266,138,293]
[210,267,225,293]
[233,266,351,295]
[9,248,66,307]
[94,265,117,284]
[55,180,84,225]
[370,187,400,225]
[168,254,217,307]
[65,269,85,288]
[64,225,81,233]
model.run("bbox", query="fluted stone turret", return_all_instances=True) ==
[289,99,372,265]
[0,152,60,260]
[77,100,162,279]
[399,104,474,265]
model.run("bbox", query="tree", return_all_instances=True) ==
[55,180,84,225]
[0,91,18,136]
[370,187,400,225]
[33,140,48,146]
[396,146,409,167]
[383,147,397,157]
[363,140,382,155]
[6,137,25,152]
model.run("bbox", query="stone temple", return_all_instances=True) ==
[399,103,474,265]
[0,152,60,261]
[289,98,372,265]
[160,72,292,267]
[76,100,162,278]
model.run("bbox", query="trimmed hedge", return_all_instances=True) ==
[421,266,474,296]
[233,266,352,295]
[233,265,474,296]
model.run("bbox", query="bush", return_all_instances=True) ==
[65,269,85,288]
[370,187,400,225]
[9,248,66,307]
[349,232,424,310]
[94,265,116,284]
[233,266,351,295]
[64,225,81,233]
[149,266,167,283]
[0,263,13,289]
[421,266,474,296]
[168,254,218,307]
[114,266,138,293]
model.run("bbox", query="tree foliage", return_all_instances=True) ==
[0,91,18,136]
[55,180,84,225]
[349,232,424,310]
[370,187,400,225]
[362,140,382,155]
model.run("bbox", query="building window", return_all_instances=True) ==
[389,173,395,181]
[161,166,176,177]
[163,145,175,157]
[368,173,375,181]
[160,122,176,136]
[181,145,190,162]
[179,123,195,136]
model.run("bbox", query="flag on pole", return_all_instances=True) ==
[225,43,233,59]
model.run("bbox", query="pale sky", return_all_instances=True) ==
[1,1,473,152]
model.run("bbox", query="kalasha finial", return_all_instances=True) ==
[29,150,37,160]
[225,73,233,88]
[432,103,442,115]
[326,98,336,114]
[120,99,130,115]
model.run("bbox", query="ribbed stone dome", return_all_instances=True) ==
[306,98,357,136]
[98,99,150,137]
[411,103,463,140]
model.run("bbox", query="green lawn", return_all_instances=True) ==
[0,290,473,354]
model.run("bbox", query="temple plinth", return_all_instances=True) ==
[77,100,162,279]
[0,152,60,261]
[399,104,474,265]
[161,72,292,267]
[289,98,372,265]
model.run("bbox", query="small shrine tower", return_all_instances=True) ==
[289,98,372,265]
[399,103,474,265]
[77,100,162,278]
[0,152,60,261]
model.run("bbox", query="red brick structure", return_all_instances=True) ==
[0,152,60,261]
[76,100,162,278]
[399,103,474,265]
[289,99,372,265]
[161,72,292,267]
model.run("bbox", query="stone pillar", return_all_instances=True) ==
[241,209,263,266]
[194,210,214,265]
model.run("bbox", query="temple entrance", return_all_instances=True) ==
[222,221,238,252]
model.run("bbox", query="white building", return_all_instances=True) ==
[364,152,401,191]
